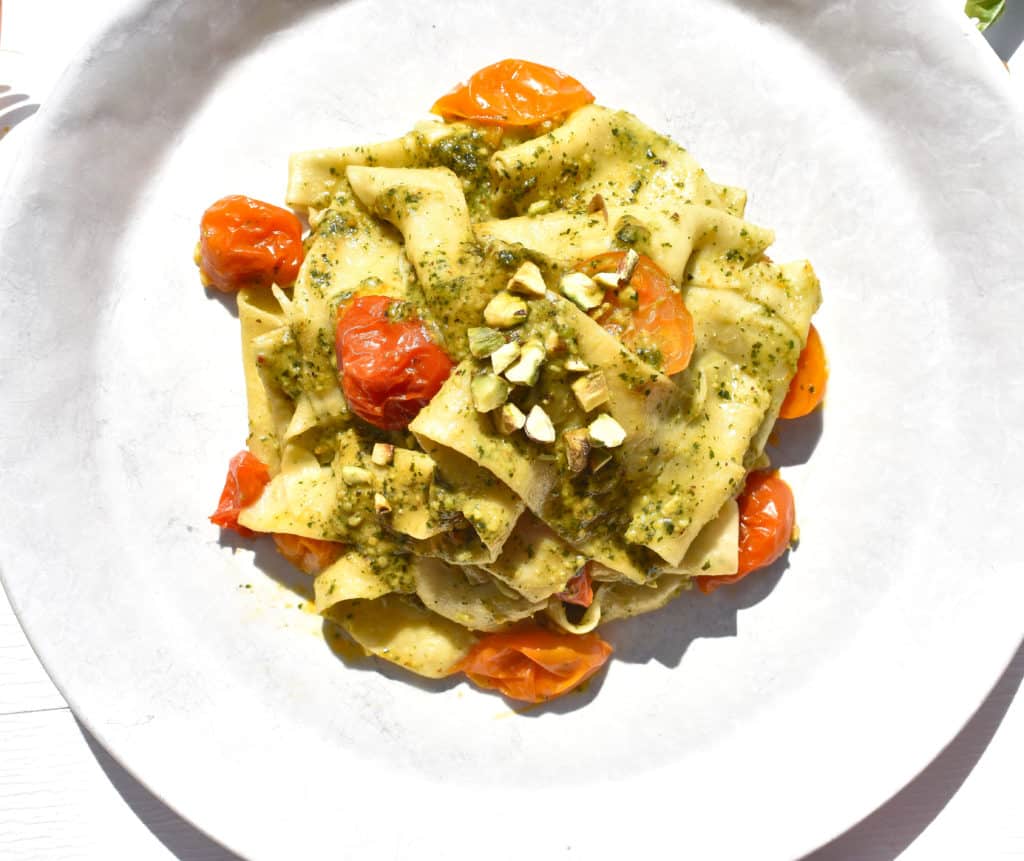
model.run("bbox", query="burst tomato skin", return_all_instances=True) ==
[431,59,594,127]
[780,324,828,419]
[209,451,271,537]
[697,470,795,594]
[556,565,595,608]
[198,195,303,293]
[577,251,695,375]
[458,626,613,703]
[335,295,454,430]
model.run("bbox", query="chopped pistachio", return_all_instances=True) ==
[543,329,565,354]
[468,326,506,357]
[565,356,590,373]
[374,493,391,515]
[524,405,556,444]
[592,271,620,289]
[616,248,640,283]
[587,413,627,448]
[507,260,547,297]
[495,402,526,434]
[483,291,529,328]
[341,465,373,485]
[563,427,591,473]
[571,371,610,412]
[371,443,394,466]
[527,199,552,216]
[559,272,603,310]
[470,372,511,413]
[587,193,607,215]
[504,340,546,386]
[490,340,521,374]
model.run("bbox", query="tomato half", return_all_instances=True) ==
[779,324,828,419]
[556,565,595,608]
[458,626,613,703]
[198,195,303,293]
[697,470,795,594]
[431,59,594,127]
[272,534,345,575]
[335,295,454,430]
[209,450,271,537]
[577,251,695,375]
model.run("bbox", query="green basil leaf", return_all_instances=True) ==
[965,0,1006,32]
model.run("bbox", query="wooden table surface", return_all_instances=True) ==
[2,2,1023,858]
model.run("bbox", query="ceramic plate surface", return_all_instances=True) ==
[2,1,1023,858]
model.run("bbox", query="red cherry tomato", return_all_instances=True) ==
[335,295,454,430]
[431,59,594,127]
[272,534,345,575]
[780,324,828,419]
[198,195,303,293]
[577,251,695,375]
[458,626,613,703]
[209,450,271,537]
[697,470,795,594]
[556,565,595,608]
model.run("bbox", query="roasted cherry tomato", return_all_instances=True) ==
[556,565,595,608]
[272,534,345,575]
[210,450,271,537]
[697,470,795,594]
[779,324,828,419]
[198,195,303,293]
[577,251,695,375]
[431,59,594,127]
[458,626,613,703]
[335,295,454,430]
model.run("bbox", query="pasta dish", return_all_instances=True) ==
[198,60,827,703]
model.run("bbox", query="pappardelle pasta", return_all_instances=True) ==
[201,60,826,704]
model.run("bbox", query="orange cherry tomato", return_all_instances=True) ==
[431,59,594,127]
[779,324,828,419]
[697,470,795,594]
[272,534,345,575]
[459,626,613,703]
[198,195,303,293]
[335,295,455,430]
[210,450,271,537]
[577,251,695,375]
[556,565,594,608]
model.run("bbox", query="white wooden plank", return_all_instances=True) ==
[0,589,67,716]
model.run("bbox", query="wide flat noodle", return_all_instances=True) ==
[482,511,586,602]
[490,104,746,217]
[414,557,544,632]
[346,165,502,359]
[475,203,773,287]
[324,594,476,679]
[237,287,293,472]
[314,550,398,613]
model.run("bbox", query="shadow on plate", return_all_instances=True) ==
[222,501,795,710]
[608,552,789,668]
[768,407,825,468]
[79,723,243,861]
[804,637,1024,859]
[0,93,39,141]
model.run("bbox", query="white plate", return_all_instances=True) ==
[2,1,1023,858]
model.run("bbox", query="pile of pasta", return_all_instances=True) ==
[210,64,821,701]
